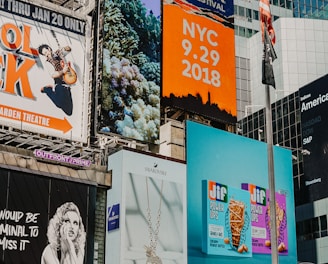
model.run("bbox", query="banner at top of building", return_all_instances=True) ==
[185,0,234,18]
[162,0,236,124]
[0,0,90,142]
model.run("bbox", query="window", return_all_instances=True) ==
[238,6,245,17]
[247,8,252,19]
[321,215,328,237]
[297,215,328,241]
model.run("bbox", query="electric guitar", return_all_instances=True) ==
[50,30,77,85]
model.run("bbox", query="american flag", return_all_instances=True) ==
[259,0,275,45]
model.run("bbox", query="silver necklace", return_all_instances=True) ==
[145,177,163,264]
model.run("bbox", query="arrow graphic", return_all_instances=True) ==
[0,104,72,133]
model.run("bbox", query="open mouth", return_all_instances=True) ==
[67,230,75,237]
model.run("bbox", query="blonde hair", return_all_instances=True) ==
[47,202,86,254]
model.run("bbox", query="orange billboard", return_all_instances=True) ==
[163,0,236,123]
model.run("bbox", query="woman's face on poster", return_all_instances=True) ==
[62,211,79,240]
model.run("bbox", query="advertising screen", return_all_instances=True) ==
[106,149,187,264]
[0,169,96,263]
[99,0,161,144]
[162,0,236,124]
[0,0,90,142]
[299,74,328,204]
[186,120,297,263]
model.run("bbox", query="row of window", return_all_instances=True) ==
[297,215,328,241]
[238,92,304,206]
[233,0,328,37]
[235,26,259,38]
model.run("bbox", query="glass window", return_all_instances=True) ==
[278,130,283,142]
[242,121,247,133]
[283,103,289,115]
[291,136,297,149]
[312,218,320,239]
[290,112,296,124]
[284,127,290,140]
[321,215,327,230]
[276,106,282,119]
[273,132,277,145]
[253,10,259,20]
[277,118,283,130]
[303,219,312,240]
[247,119,253,131]
[272,108,276,120]
[235,26,238,36]
[238,6,245,17]
[320,215,327,237]
[240,68,248,79]
[247,8,252,19]
[240,58,247,69]
[280,0,286,8]
[259,113,265,127]
[239,26,246,37]
[246,28,253,38]
[273,121,277,133]
[284,115,289,127]
[289,98,295,112]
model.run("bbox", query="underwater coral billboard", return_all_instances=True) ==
[99,0,161,144]
[162,0,236,124]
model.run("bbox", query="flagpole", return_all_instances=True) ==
[265,84,278,264]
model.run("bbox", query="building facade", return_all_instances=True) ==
[238,74,328,263]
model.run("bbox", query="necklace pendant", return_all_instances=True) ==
[146,255,162,264]
[145,246,162,264]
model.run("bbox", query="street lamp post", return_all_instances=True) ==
[265,84,279,264]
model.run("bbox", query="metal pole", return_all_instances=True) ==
[265,84,278,264]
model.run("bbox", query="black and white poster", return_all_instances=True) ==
[0,169,96,263]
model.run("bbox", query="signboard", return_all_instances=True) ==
[0,169,96,263]
[99,0,161,144]
[242,184,288,255]
[0,0,90,142]
[107,204,120,232]
[186,120,297,263]
[299,74,328,204]
[162,0,236,124]
[106,149,187,263]
[202,180,252,257]
[184,0,234,18]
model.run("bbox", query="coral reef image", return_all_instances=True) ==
[100,0,161,143]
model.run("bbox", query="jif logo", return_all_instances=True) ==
[209,181,228,202]
[249,184,266,206]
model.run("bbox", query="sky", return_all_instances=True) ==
[142,0,161,17]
